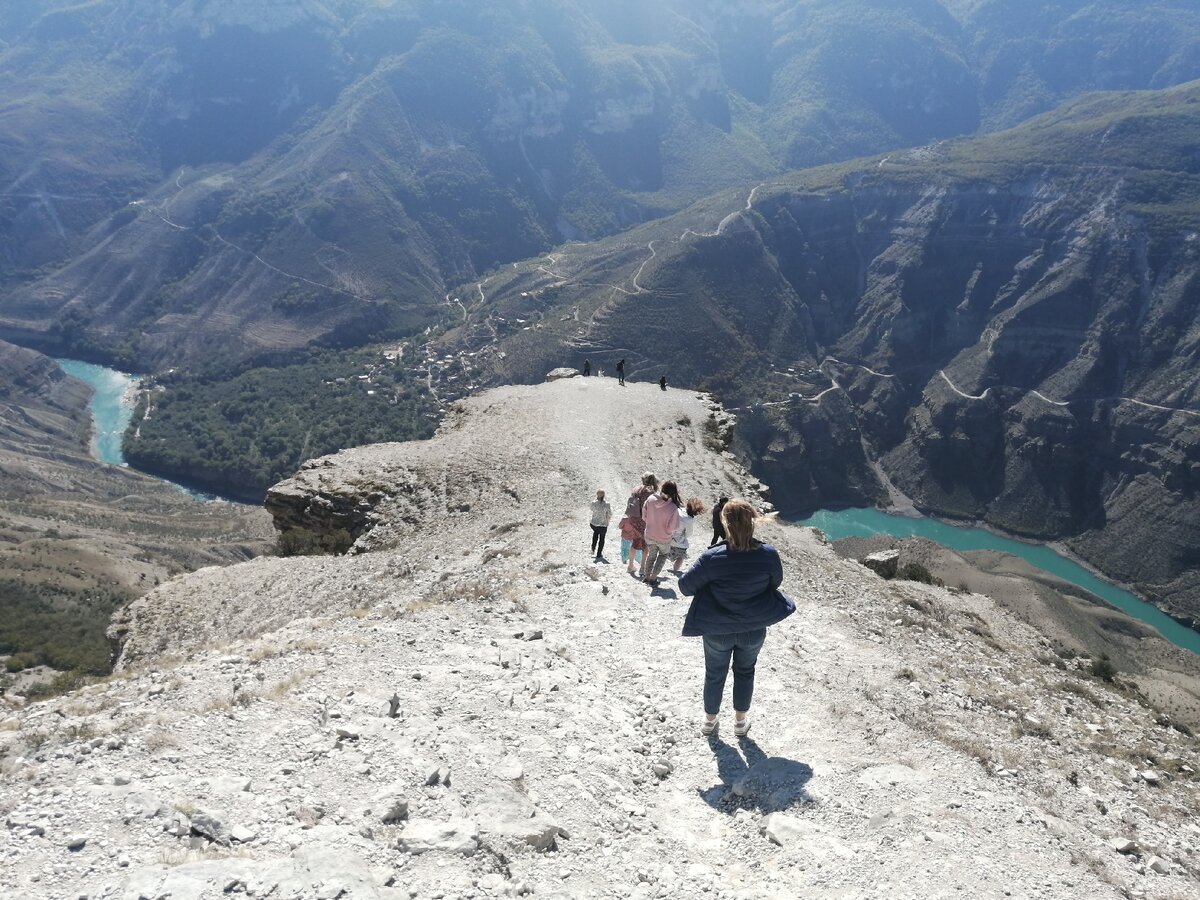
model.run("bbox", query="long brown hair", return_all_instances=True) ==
[721,499,758,551]
[685,497,706,517]
[660,480,682,507]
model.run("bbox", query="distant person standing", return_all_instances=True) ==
[616,359,626,386]
[583,359,591,377]
[679,499,795,737]
[589,489,611,559]
[710,496,729,546]
[659,374,667,391]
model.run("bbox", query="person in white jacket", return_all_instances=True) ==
[670,497,706,573]
[589,489,612,559]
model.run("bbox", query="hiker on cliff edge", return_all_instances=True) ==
[582,359,591,377]
[679,499,795,737]
[616,358,626,386]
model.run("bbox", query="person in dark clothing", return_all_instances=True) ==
[679,499,795,737]
[616,359,625,386]
[659,374,667,391]
[583,359,591,376]
[710,496,729,546]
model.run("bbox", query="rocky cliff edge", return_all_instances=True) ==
[2,379,1198,899]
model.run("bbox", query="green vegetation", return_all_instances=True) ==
[275,527,355,557]
[125,348,439,501]
[1090,654,1118,683]
[0,577,129,676]
[898,562,945,587]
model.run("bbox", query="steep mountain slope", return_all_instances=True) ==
[945,0,1200,129]
[425,82,1200,625]
[3,379,1197,898]
[2,1,1198,366]
[0,341,272,683]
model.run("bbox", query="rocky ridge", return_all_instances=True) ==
[2,379,1198,899]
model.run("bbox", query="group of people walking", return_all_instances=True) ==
[587,474,796,737]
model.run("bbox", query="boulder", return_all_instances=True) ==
[188,808,231,846]
[1111,838,1138,854]
[860,549,900,579]
[395,820,479,855]
[545,368,579,382]
[475,785,562,850]
[373,786,409,824]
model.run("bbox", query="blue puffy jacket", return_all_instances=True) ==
[679,541,796,637]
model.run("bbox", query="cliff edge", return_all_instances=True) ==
[3,379,1198,899]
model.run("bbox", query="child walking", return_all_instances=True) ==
[589,489,611,559]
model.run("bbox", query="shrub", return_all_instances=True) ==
[1090,654,1117,682]
[24,670,89,700]
[898,562,942,586]
[5,651,43,673]
[275,528,354,557]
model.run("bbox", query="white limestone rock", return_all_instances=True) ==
[395,820,479,855]
[475,785,562,851]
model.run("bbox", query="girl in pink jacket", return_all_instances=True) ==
[640,480,681,586]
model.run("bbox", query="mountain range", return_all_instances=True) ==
[1,0,1198,366]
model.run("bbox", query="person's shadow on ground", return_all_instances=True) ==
[649,584,678,599]
[699,733,813,814]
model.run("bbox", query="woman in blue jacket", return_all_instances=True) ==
[679,499,795,737]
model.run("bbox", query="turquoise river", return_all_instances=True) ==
[797,507,1200,656]
[55,358,138,466]
[56,358,212,500]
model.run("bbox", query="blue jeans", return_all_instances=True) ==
[702,629,767,716]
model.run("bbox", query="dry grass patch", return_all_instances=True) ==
[143,730,180,753]
[248,643,283,662]
[264,668,319,700]
[62,722,99,744]
[1059,678,1104,706]
[1012,718,1054,740]
[931,722,993,769]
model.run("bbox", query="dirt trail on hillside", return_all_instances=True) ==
[3,379,1197,899]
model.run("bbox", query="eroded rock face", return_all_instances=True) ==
[655,174,1200,621]
[860,549,900,580]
